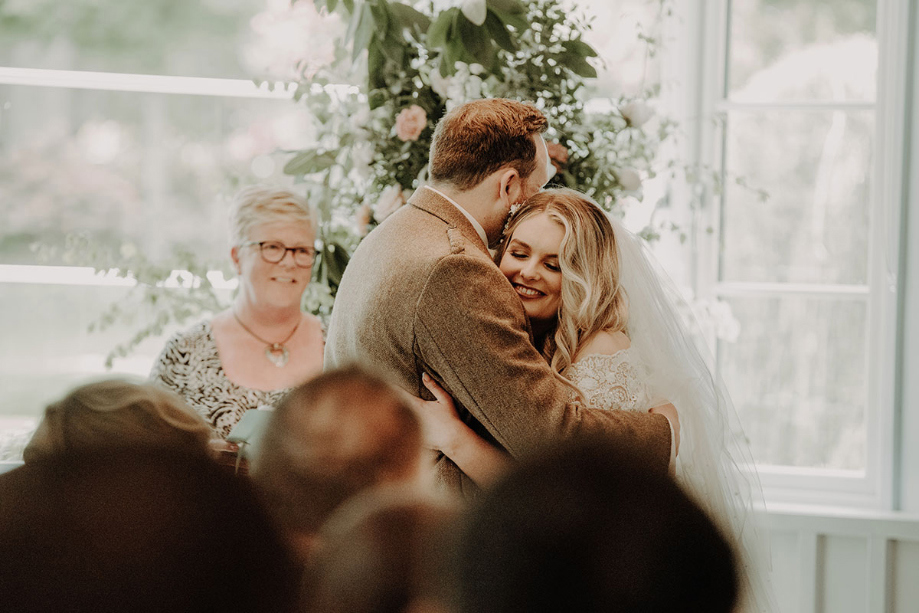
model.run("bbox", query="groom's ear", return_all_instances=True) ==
[498,168,524,207]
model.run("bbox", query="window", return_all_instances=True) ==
[0,0,324,458]
[689,0,909,507]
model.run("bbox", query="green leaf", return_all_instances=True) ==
[456,12,494,65]
[342,0,354,12]
[561,53,598,79]
[389,2,432,33]
[427,8,456,49]
[367,44,387,90]
[350,4,375,62]
[562,38,599,58]
[368,0,391,40]
[283,150,338,176]
[484,10,517,52]
[486,0,526,15]
[489,5,529,31]
[368,88,387,109]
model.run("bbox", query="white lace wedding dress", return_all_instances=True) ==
[565,349,650,413]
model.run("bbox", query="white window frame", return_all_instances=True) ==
[682,0,912,509]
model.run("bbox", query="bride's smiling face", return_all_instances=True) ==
[499,211,565,325]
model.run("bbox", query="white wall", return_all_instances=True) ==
[767,508,919,612]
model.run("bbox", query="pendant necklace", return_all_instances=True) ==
[233,310,300,368]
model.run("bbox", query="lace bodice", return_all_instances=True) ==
[564,348,650,412]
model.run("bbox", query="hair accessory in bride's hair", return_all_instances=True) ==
[502,203,523,236]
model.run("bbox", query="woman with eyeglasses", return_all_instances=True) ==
[151,185,325,438]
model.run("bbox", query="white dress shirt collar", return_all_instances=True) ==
[422,185,489,250]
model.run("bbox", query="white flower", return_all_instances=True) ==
[373,185,405,222]
[350,142,374,180]
[432,0,487,26]
[615,167,642,192]
[348,106,372,134]
[428,62,485,110]
[619,100,654,128]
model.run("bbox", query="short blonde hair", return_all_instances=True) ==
[23,379,213,462]
[228,185,315,246]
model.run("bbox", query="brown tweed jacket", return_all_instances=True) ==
[324,187,671,496]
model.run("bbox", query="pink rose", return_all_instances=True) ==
[546,141,569,173]
[355,203,373,236]
[373,185,405,222]
[395,105,428,142]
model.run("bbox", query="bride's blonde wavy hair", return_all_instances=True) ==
[497,188,629,381]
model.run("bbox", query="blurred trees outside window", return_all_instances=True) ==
[713,0,878,472]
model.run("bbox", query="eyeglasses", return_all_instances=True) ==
[242,241,316,268]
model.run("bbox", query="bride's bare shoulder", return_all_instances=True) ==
[577,329,631,358]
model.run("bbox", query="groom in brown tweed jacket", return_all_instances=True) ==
[325,98,672,495]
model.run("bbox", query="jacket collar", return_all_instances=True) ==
[408,186,492,258]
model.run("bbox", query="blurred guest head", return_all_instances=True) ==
[252,365,425,559]
[0,449,299,613]
[304,485,456,613]
[454,439,738,613]
[23,378,212,463]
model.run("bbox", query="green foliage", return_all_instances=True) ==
[289,0,669,247]
[37,0,687,367]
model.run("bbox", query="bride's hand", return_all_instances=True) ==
[649,402,680,457]
[409,373,465,454]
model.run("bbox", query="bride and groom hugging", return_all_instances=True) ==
[326,96,677,492]
[326,97,776,611]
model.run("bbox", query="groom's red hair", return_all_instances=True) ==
[429,98,548,191]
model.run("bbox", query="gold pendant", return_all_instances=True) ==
[265,344,289,367]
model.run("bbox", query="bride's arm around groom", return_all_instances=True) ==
[325,98,672,495]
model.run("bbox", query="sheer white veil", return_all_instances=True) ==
[610,217,778,612]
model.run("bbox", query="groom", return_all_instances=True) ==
[325,98,672,494]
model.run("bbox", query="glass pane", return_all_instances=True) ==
[721,110,872,284]
[719,296,867,469]
[0,281,223,460]
[728,0,877,102]
[0,84,314,265]
[0,0,344,80]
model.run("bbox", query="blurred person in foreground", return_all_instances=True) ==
[325,98,673,497]
[251,365,429,562]
[151,185,325,439]
[303,485,456,613]
[23,377,212,462]
[0,449,300,613]
[453,439,738,613]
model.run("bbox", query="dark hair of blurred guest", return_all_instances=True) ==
[454,439,739,613]
[303,485,456,613]
[251,364,425,560]
[23,378,212,463]
[0,449,299,613]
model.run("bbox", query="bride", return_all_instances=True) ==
[416,187,777,612]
